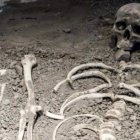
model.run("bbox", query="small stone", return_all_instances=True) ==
[115,49,130,62]
[62,28,71,33]
[127,107,134,113]
[130,115,136,121]
[15,65,23,76]
[3,99,10,105]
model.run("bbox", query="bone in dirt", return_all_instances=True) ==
[17,54,42,140]
[53,70,112,93]
[67,63,118,85]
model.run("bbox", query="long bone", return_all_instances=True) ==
[67,63,119,85]
[53,70,112,93]
[17,54,42,140]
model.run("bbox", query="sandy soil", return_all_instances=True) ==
[0,0,140,140]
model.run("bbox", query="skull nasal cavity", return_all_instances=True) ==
[123,30,130,39]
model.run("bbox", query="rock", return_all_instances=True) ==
[115,49,130,62]
[130,115,136,121]
[62,28,71,33]
[3,99,10,105]
[15,65,23,76]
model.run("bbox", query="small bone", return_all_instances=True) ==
[52,114,102,140]
[116,95,140,105]
[53,70,112,93]
[99,121,116,140]
[73,123,98,134]
[122,64,140,71]
[60,93,113,116]
[17,54,42,140]
[119,83,140,96]
[67,63,118,84]
[131,83,140,88]
[0,83,6,103]
[61,84,110,108]
[45,111,64,120]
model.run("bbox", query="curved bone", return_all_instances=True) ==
[53,70,112,93]
[116,95,140,105]
[46,84,110,120]
[52,114,102,140]
[67,63,118,84]
[73,123,98,133]
[45,111,64,120]
[61,84,110,109]
[17,54,42,140]
[60,93,113,116]
[131,83,140,88]
[122,64,140,71]
[119,83,140,96]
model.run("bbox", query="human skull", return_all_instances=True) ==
[111,3,140,61]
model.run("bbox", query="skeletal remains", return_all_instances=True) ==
[12,52,140,140]
[0,2,139,140]
[111,3,140,62]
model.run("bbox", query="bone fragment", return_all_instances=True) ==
[73,123,98,133]
[45,111,64,120]
[0,83,6,103]
[116,95,140,105]
[67,63,118,85]
[122,64,140,71]
[53,70,112,93]
[52,114,102,140]
[119,83,140,96]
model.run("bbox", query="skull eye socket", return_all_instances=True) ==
[115,21,126,31]
[132,25,140,35]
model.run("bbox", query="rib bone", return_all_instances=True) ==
[67,63,118,85]
[119,83,140,96]
[17,54,42,140]
[60,92,113,116]
[53,70,112,93]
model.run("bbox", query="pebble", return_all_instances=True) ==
[15,65,23,76]
[3,99,10,105]
[62,28,71,33]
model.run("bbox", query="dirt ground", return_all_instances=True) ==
[1,0,140,140]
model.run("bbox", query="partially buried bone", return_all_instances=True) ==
[119,83,140,96]
[60,92,113,116]
[67,63,118,85]
[17,54,42,140]
[53,70,112,93]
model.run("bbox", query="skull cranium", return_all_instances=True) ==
[111,3,140,61]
